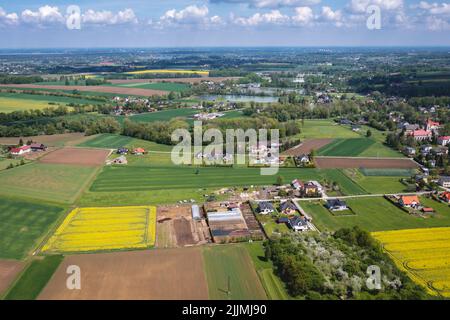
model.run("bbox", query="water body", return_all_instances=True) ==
[199,95,279,103]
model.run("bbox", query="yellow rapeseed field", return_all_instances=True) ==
[42,206,156,253]
[372,227,450,298]
[126,69,209,76]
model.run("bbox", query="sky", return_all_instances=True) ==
[1,0,450,48]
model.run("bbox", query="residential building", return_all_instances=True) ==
[426,119,441,132]
[409,129,432,141]
[326,199,348,211]
[258,202,275,215]
[30,143,47,151]
[399,195,420,208]
[280,201,297,215]
[437,136,450,146]
[289,216,309,232]
[438,176,450,188]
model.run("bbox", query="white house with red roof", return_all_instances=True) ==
[409,129,432,141]
[10,145,31,156]
[426,119,441,132]
[437,136,450,146]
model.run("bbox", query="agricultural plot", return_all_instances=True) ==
[298,120,360,139]
[42,206,156,253]
[0,196,64,260]
[372,227,450,298]
[0,97,62,113]
[38,248,209,300]
[203,245,267,300]
[317,138,375,157]
[126,69,209,76]
[0,260,24,295]
[315,157,418,169]
[4,255,63,300]
[114,82,190,92]
[302,197,450,232]
[0,163,98,204]
[284,139,333,156]
[0,91,101,106]
[343,169,411,194]
[0,133,93,147]
[40,147,110,166]
[117,108,198,123]
[77,134,133,149]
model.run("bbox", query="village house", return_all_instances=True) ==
[291,179,303,190]
[258,202,275,215]
[438,176,450,188]
[437,136,450,146]
[420,145,433,155]
[403,146,416,157]
[326,199,348,211]
[440,192,450,203]
[133,148,146,155]
[399,195,420,208]
[10,145,31,156]
[294,154,311,165]
[426,119,441,132]
[279,201,297,215]
[410,129,432,141]
[403,123,420,134]
[288,216,309,232]
[117,147,129,155]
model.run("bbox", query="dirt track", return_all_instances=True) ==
[38,248,209,300]
[0,260,24,294]
[39,147,110,166]
[0,84,167,96]
[109,77,241,84]
[315,157,419,169]
[284,139,333,156]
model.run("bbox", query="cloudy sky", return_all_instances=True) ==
[0,0,450,47]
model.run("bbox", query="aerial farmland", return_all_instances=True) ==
[1,42,450,306]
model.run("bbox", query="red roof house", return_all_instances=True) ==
[10,145,31,156]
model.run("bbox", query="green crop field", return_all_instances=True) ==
[317,138,374,156]
[343,169,410,194]
[115,82,190,92]
[0,91,102,105]
[0,197,65,260]
[301,197,450,232]
[0,97,61,113]
[0,163,99,204]
[4,255,63,300]
[116,108,198,124]
[78,134,134,149]
[203,245,267,300]
[244,243,290,300]
[297,120,360,139]
[360,168,416,177]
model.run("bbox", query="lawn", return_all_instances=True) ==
[115,82,190,92]
[0,163,99,204]
[297,120,360,139]
[0,197,65,260]
[203,245,267,300]
[244,243,290,300]
[42,206,156,253]
[302,197,450,232]
[343,169,410,194]
[4,255,63,300]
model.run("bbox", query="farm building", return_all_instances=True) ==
[117,147,129,155]
[206,204,250,243]
[399,195,420,208]
[326,199,348,211]
[440,192,450,203]
[10,145,31,156]
[133,148,146,155]
[30,143,47,151]
[192,205,201,220]
[280,201,297,215]
[258,201,275,214]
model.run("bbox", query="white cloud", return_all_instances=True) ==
[348,0,404,13]
[320,6,343,25]
[232,9,290,26]
[417,2,450,15]
[82,8,138,25]
[0,7,19,26]
[154,5,223,28]
[426,15,450,30]
[21,5,64,25]
[292,6,314,25]
[210,0,321,9]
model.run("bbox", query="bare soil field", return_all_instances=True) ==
[38,248,209,300]
[0,84,167,96]
[156,205,210,248]
[0,260,24,295]
[284,139,333,156]
[315,157,419,169]
[39,147,110,166]
[109,77,241,84]
[0,133,92,147]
